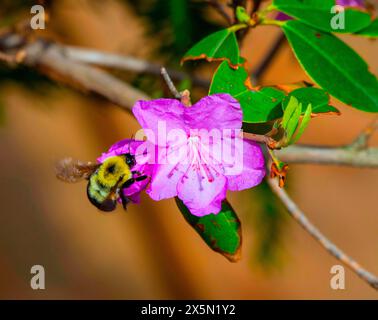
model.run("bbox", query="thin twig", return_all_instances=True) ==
[243,132,278,149]
[267,175,378,291]
[160,67,182,99]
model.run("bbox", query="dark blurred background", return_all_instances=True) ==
[0,0,377,299]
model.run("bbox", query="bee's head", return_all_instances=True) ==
[124,153,136,168]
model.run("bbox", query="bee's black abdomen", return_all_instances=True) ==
[97,198,117,212]
[86,181,116,212]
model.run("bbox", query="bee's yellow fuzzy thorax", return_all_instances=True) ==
[96,156,132,188]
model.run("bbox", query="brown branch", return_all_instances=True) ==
[277,144,378,168]
[277,119,378,168]
[26,41,149,110]
[243,132,278,149]
[62,45,210,89]
[1,35,148,111]
[267,175,378,290]
[2,33,378,169]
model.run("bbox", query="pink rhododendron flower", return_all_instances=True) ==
[132,94,265,216]
[98,139,153,204]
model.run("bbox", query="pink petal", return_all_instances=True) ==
[133,99,187,145]
[147,162,189,200]
[122,176,150,204]
[184,94,242,131]
[123,176,150,197]
[223,138,265,191]
[177,165,227,216]
[336,0,364,7]
[97,139,144,162]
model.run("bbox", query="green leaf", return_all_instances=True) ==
[282,96,302,142]
[273,0,372,33]
[282,87,340,115]
[242,87,337,134]
[209,59,249,96]
[181,28,240,68]
[209,61,286,123]
[357,19,378,38]
[283,20,378,113]
[291,103,312,144]
[239,87,286,123]
[282,96,299,129]
[236,6,251,24]
[175,198,242,262]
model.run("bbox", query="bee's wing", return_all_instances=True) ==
[56,158,99,183]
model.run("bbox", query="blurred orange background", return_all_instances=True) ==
[0,0,378,299]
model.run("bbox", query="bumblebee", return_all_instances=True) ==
[56,153,147,211]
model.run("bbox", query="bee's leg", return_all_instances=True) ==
[135,175,148,182]
[124,175,148,186]
[131,169,149,182]
[119,190,130,210]
[122,178,135,189]
[131,170,146,179]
